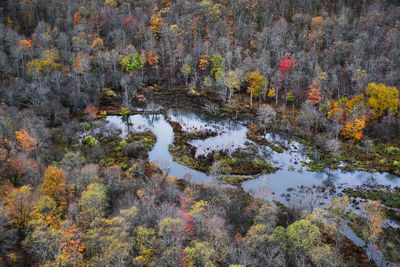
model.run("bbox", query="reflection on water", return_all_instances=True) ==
[104,111,400,198]
[103,110,399,265]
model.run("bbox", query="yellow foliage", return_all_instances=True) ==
[347,93,365,115]
[267,87,276,98]
[341,118,365,142]
[91,37,104,50]
[365,82,399,116]
[150,15,162,38]
[104,0,117,8]
[26,49,61,74]
[5,185,34,229]
[225,71,240,90]
[246,71,265,98]
[189,200,210,215]
[42,166,67,209]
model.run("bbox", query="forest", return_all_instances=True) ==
[0,0,400,266]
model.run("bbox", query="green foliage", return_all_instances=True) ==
[286,219,321,253]
[287,92,295,102]
[120,53,142,72]
[79,183,108,222]
[344,189,400,209]
[82,135,98,146]
[103,88,117,100]
[210,54,224,80]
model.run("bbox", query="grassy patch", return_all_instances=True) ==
[246,123,286,153]
[343,189,400,209]
[220,175,253,186]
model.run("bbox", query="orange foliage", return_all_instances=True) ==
[57,224,85,266]
[162,0,172,7]
[307,87,322,105]
[198,55,209,71]
[73,11,81,26]
[363,200,384,243]
[341,118,366,142]
[146,51,159,67]
[327,102,345,121]
[62,66,70,76]
[19,39,32,49]
[83,104,99,119]
[15,129,38,153]
[311,16,324,26]
[72,53,88,74]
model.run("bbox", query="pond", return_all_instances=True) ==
[104,111,400,195]
[103,109,400,264]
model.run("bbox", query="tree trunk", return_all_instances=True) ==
[250,90,253,109]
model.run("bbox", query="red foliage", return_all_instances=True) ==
[181,211,195,236]
[83,104,98,119]
[279,57,295,81]
[123,16,138,31]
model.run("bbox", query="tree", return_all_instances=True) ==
[5,185,34,230]
[328,196,350,265]
[184,241,216,267]
[23,219,61,265]
[365,83,399,117]
[72,53,90,74]
[340,118,365,142]
[0,205,17,263]
[181,54,193,86]
[15,129,38,153]
[57,224,85,266]
[279,57,294,82]
[247,71,266,109]
[135,226,157,265]
[83,104,99,121]
[287,92,295,116]
[120,53,142,73]
[286,219,321,266]
[42,166,67,210]
[79,183,108,222]
[257,104,276,129]
[225,71,240,103]
[307,87,322,105]
[363,200,384,262]
[85,206,137,265]
[150,15,162,38]
[210,54,225,80]
[198,55,209,71]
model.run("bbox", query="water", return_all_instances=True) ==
[104,112,400,195]
[102,110,400,265]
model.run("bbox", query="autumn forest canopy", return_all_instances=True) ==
[0,0,400,266]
